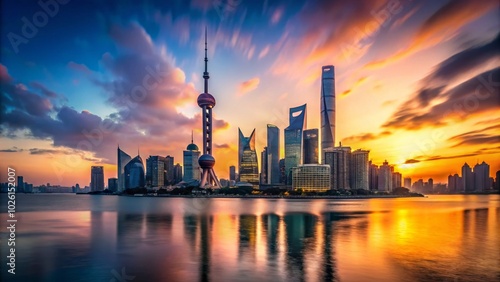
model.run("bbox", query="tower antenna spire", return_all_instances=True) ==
[191,130,194,144]
[203,26,209,93]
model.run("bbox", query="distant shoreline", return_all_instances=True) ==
[91,194,426,199]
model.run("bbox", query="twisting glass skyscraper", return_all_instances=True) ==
[238,128,259,186]
[197,28,220,188]
[321,65,335,161]
[267,124,280,184]
[284,104,307,184]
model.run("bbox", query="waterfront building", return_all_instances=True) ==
[320,65,335,161]
[117,146,132,192]
[124,155,145,189]
[392,172,402,189]
[108,178,118,192]
[303,128,319,164]
[323,144,351,190]
[146,156,166,187]
[229,165,236,181]
[291,164,330,192]
[404,177,411,189]
[369,161,379,190]
[284,104,307,184]
[462,163,474,192]
[378,160,392,192]
[350,149,369,190]
[267,124,280,184]
[238,128,259,187]
[473,161,490,191]
[183,136,201,182]
[260,147,268,184]
[90,166,104,192]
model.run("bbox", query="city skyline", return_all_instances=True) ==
[1,0,499,186]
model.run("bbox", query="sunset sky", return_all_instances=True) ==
[1,0,499,187]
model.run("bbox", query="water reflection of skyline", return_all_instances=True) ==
[1,195,499,282]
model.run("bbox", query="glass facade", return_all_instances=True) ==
[146,156,166,187]
[284,104,307,184]
[124,155,145,189]
[291,164,330,192]
[267,124,280,184]
[321,66,335,161]
[183,149,201,182]
[117,147,132,192]
[238,128,259,186]
[303,128,319,164]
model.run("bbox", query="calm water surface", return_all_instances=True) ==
[1,194,499,282]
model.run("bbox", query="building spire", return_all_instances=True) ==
[191,130,194,144]
[203,26,209,93]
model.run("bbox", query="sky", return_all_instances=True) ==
[1,0,499,187]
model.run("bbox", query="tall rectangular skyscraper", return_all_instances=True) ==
[90,166,104,192]
[323,145,351,190]
[238,128,259,186]
[267,124,280,184]
[303,128,319,164]
[350,149,370,190]
[117,146,132,192]
[320,66,335,162]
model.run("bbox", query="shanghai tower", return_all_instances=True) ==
[197,28,221,188]
[321,65,335,161]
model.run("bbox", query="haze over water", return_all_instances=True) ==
[1,194,499,282]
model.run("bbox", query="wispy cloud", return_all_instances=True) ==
[238,77,260,95]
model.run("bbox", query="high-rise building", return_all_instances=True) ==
[303,129,319,164]
[267,124,280,184]
[323,145,351,190]
[260,147,268,184]
[462,163,474,192]
[197,28,221,188]
[369,162,379,190]
[165,155,175,185]
[285,104,307,184]
[238,128,259,186]
[392,172,402,189]
[16,176,24,192]
[496,170,500,190]
[447,174,462,193]
[117,146,132,192]
[350,149,370,190]
[378,160,392,192]
[146,156,166,187]
[473,161,490,191]
[292,164,330,192]
[108,178,118,192]
[320,65,335,161]
[124,155,145,189]
[183,136,201,182]
[279,158,286,184]
[174,163,183,184]
[90,166,104,192]
[229,166,236,181]
[404,177,411,189]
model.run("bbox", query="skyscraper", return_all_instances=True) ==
[146,156,166,187]
[284,104,307,184]
[197,28,220,188]
[16,176,24,192]
[229,165,236,181]
[267,124,280,184]
[462,163,474,192]
[174,163,183,184]
[369,161,379,190]
[238,128,259,186]
[378,160,392,192]
[165,155,175,185]
[303,128,319,164]
[117,146,132,192]
[90,166,104,192]
[350,149,369,190]
[392,172,402,189]
[292,164,330,192]
[323,144,351,190]
[260,147,268,184]
[124,155,145,189]
[404,177,411,189]
[108,178,118,192]
[183,136,201,182]
[321,65,335,161]
[473,161,490,191]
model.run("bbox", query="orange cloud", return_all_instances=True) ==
[238,77,260,95]
[364,0,498,69]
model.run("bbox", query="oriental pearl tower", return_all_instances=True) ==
[197,28,221,188]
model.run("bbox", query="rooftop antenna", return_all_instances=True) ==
[203,26,209,93]
[191,130,194,144]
